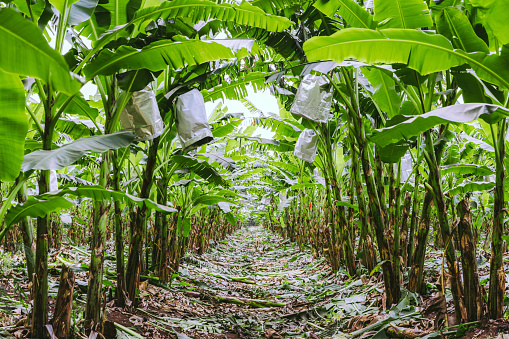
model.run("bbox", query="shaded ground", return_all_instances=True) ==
[1,226,509,338]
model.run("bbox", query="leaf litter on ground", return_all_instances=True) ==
[0,226,482,338]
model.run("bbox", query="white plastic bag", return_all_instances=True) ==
[294,129,319,163]
[290,74,332,123]
[176,89,213,152]
[120,86,164,141]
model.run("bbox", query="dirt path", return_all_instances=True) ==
[108,225,348,338]
[0,226,460,338]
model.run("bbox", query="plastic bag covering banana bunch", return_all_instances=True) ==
[120,86,165,141]
[294,129,318,163]
[290,74,332,123]
[176,89,213,152]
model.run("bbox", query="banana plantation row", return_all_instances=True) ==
[0,0,508,336]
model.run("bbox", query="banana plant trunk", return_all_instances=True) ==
[352,144,376,272]
[85,150,111,330]
[408,189,433,293]
[126,136,160,301]
[399,191,412,265]
[17,179,35,281]
[406,171,420,265]
[488,119,506,319]
[33,103,53,338]
[331,70,398,307]
[425,132,466,322]
[457,199,485,321]
[112,150,126,307]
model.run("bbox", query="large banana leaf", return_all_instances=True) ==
[370,103,509,148]
[56,118,96,139]
[304,28,463,76]
[470,0,509,46]
[437,7,489,53]
[84,40,235,79]
[5,185,176,226]
[40,185,177,213]
[5,196,74,227]
[362,67,401,118]
[21,130,135,171]
[193,195,235,206]
[171,155,227,186]
[131,0,293,33]
[212,119,243,138]
[0,70,28,182]
[197,153,238,171]
[0,9,80,95]
[56,95,100,120]
[51,186,177,212]
[250,0,300,15]
[313,0,375,29]
[100,0,130,26]
[191,195,236,215]
[441,164,494,177]
[202,72,267,102]
[12,0,46,22]
[88,0,292,61]
[446,181,495,197]
[69,0,99,25]
[303,27,509,89]
[374,0,432,29]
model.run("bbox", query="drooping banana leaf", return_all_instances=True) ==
[470,0,509,46]
[191,195,236,215]
[130,0,293,34]
[304,28,463,76]
[69,0,99,25]
[446,181,495,196]
[197,153,238,171]
[21,130,135,171]
[5,185,177,227]
[361,67,401,118]
[4,196,74,227]
[202,72,268,102]
[437,7,489,53]
[374,0,432,29]
[88,0,292,62]
[441,164,494,177]
[303,28,509,89]
[84,40,237,79]
[313,0,375,29]
[0,9,80,95]
[370,103,509,148]
[171,155,227,186]
[459,132,494,152]
[0,70,28,182]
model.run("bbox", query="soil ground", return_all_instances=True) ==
[1,226,509,338]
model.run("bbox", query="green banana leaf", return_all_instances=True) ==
[313,0,375,29]
[5,196,74,227]
[370,103,509,148]
[0,70,28,182]
[5,185,177,227]
[21,131,135,171]
[441,164,494,177]
[303,28,509,89]
[171,155,227,186]
[84,40,236,79]
[446,181,495,196]
[0,9,80,95]
[374,0,432,29]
